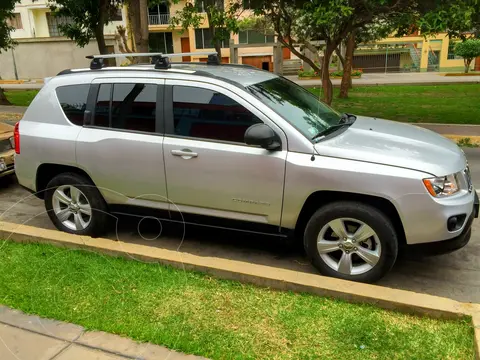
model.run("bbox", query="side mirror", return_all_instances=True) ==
[244,124,281,150]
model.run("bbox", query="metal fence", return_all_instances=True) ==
[352,42,430,73]
[148,14,170,25]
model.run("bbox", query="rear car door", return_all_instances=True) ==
[76,78,168,207]
[162,80,287,228]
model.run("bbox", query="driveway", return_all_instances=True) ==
[1,150,480,303]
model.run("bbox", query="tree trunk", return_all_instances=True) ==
[138,0,149,53]
[128,0,149,62]
[339,32,355,98]
[321,43,336,105]
[94,0,108,54]
[465,59,472,73]
[0,88,11,106]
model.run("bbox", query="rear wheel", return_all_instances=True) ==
[304,201,398,283]
[45,173,108,236]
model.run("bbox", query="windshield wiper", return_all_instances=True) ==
[311,114,356,142]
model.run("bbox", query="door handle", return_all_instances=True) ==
[171,149,198,159]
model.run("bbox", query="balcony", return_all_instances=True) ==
[148,13,170,25]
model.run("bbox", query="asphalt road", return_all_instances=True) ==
[1,149,480,303]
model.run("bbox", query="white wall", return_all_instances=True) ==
[0,38,119,80]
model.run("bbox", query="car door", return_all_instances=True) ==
[163,79,287,228]
[76,78,168,207]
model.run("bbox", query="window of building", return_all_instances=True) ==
[242,0,255,9]
[239,30,274,44]
[112,8,123,21]
[7,13,22,29]
[56,85,90,126]
[149,32,174,53]
[172,86,262,143]
[447,41,462,60]
[148,2,170,25]
[194,0,223,12]
[194,29,228,49]
[94,84,157,133]
[46,13,74,37]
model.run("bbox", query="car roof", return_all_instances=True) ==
[56,63,279,87]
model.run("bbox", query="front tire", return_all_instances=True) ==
[304,201,398,283]
[45,173,108,237]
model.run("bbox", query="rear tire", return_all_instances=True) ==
[304,201,398,283]
[45,173,108,237]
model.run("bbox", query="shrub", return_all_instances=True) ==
[454,39,480,73]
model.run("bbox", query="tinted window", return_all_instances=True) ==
[94,84,111,127]
[111,84,156,133]
[172,86,262,143]
[56,84,89,126]
[94,83,157,133]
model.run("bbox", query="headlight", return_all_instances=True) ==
[423,174,459,197]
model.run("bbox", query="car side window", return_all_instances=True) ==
[93,83,157,133]
[172,86,262,143]
[56,84,90,126]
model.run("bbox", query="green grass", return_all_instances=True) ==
[309,84,480,124]
[3,84,480,124]
[0,241,474,360]
[4,90,39,107]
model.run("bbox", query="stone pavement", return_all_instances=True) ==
[0,305,207,360]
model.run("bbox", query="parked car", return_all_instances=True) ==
[0,122,15,178]
[14,54,478,283]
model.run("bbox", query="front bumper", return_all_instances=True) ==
[0,164,15,178]
[406,192,478,256]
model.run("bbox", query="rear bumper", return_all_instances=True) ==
[406,193,478,256]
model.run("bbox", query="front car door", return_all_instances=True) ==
[162,79,287,230]
[76,77,168,207]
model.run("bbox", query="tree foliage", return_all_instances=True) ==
[50,0,123,54]
[170,0,243,56]
[455,38,480,72]
[254,0,418,105]
[0,0,18,53]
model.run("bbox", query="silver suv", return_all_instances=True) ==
[14,54,479,283]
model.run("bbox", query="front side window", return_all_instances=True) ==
[56,84,90,126]
[93,83,157,133]
[172,86,262,143]
[247,77,341,140]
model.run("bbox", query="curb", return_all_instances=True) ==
[0,220,479,358]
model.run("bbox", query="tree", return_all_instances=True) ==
[50,0,123,54]
[255,0,418,105]
[0,0,19,105]
[170,0,243,57]
[126,0,150,57]
[454,39,480,72]
[339,21,395,98]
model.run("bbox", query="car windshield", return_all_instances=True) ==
[246,77,342,140]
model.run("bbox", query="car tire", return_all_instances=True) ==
[304,201,398,283]
[45,173,109,237]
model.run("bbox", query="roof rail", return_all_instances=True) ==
[86,51,219,70]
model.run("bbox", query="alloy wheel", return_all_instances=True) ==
[317,217,381,275]
[52,185,92,231]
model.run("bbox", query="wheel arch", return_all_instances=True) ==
[294,191,406,246]
[35,163,97,199]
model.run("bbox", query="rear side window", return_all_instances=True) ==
[56,84,90,126]
[93,83,157,133]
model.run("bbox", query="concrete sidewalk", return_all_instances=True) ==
[287,71,480,87]
[0,305,206,360]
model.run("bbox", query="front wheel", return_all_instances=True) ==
[304,201,398,283]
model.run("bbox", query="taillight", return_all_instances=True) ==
[14,122,20,154]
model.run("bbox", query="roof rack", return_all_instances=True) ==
[86,51,219,70]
